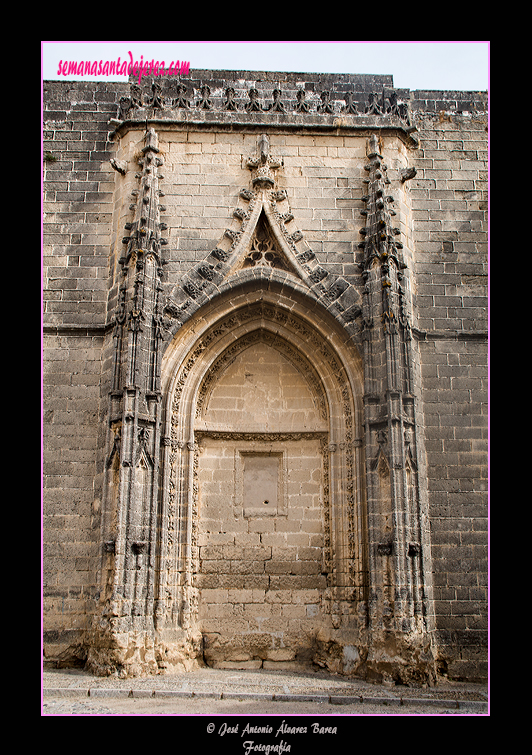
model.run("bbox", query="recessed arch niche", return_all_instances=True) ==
[156,282,367,667]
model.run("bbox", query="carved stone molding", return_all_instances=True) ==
[115,80,412,124]
[162,134,362,337]
[161,294,363,634]
[110,80,418,148]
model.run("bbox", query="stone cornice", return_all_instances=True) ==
[108,76,420,147]
[109,112,419,147]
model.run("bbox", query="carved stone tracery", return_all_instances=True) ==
[117,81,411,124]
[163,134,363,334]
[240,213,289,272]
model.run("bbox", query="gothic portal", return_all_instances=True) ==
[158,285,366,672]
[42,71,488,682]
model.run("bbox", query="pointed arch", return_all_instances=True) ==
[195,329,329,431]
[162,180,363,338]
[200,186,314,286]
[221,188,311,282]
[235,210,297,275]
[160,278,364,447]
[156,279,368,656]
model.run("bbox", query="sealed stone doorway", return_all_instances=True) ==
[160,294,366,672]
[195,338,329,668]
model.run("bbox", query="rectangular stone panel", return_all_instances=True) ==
[241,452,283,517]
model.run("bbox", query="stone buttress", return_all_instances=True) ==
[87,129,172,675]
[358,135,436,682]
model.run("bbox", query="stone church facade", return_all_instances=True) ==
[42,70,488,683]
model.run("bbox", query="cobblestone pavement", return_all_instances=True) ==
[42,667,489,718]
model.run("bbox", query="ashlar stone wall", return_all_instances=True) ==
[409,114,488,680]
[42,71,488,682]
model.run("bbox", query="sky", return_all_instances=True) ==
[42,41,489,92]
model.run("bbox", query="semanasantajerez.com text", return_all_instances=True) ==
[56,52,190,84]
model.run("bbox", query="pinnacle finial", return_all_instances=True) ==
[142,127,160,154]
[246,134,282,189]
[367,134,381,158]
[258,134,269,163]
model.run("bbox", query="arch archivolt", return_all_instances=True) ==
[195,329,329,427]
[156,283,367,638]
